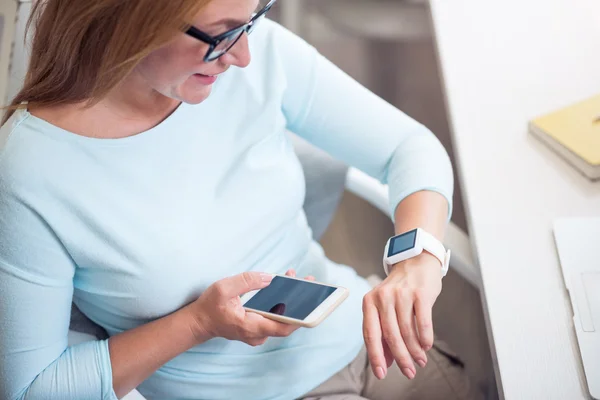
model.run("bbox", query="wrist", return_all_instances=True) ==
[383,228,449,277]
[181,305,214,345]
[388,252,442,275]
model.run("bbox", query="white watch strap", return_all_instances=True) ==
[418,229,450,277]
[383,259,392,276]
[383,229,450,277]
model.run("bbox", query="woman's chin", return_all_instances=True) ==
[180,85,213,105]
[176,75,217,104]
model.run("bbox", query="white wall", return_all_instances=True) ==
[0,0,17,108]
[6,0,32,105]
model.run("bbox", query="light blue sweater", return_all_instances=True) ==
[0,19,453,400]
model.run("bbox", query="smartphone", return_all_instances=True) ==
[240,274,349,328]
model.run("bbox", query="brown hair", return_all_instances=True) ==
[2,0,211,125]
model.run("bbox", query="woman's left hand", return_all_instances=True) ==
[362,252,443,381]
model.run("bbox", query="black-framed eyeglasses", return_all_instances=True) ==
[186,0,277,62]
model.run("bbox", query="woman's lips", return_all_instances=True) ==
[193,73,218,85]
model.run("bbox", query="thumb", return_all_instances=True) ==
[218,272,273,298]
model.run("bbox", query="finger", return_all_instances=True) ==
[304,275,315,281]
[246,337,268,347]
[362,297,386,380]
[245,312,298,338]
[216,272,273,298]
[397,294,427,370]
[380,298,416,379]
[414,294,434,351]
[382,339,394,368]
[285,269,296,278]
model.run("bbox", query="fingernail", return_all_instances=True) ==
[402,367,415,380]
[260,273,273,282]
[417,359,426,368]
[376,367,386,380]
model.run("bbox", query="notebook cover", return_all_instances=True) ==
[530,94,600,166]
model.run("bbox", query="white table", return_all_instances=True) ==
[429,0,600,398]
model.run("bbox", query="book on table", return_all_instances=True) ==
[529,94,600,180]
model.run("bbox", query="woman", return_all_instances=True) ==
[0,0,475,399]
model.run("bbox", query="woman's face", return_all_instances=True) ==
[135,0,259,104]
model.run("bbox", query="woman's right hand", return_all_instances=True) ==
[184,271,300,347]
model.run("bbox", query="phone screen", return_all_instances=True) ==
[243,276,337,320]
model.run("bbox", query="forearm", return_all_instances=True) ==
[109,306,207,398]
[390,190,449,274]
[393,190,449,240]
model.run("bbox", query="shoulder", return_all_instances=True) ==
[0,109,56,195]
[0,110,31,189]
[0,109,29,159]
[0,111,77,283]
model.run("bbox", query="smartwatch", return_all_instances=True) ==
[383,228,450,277]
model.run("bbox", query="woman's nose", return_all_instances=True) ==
[220,33,251,68]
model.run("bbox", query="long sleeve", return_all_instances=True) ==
[275,24,454,218]
[0,176,117,400]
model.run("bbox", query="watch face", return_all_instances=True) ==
[388,229,418,257]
